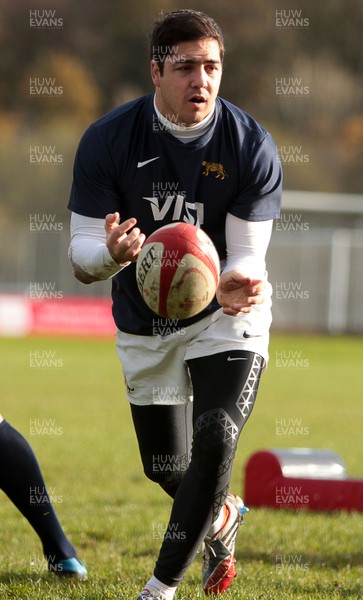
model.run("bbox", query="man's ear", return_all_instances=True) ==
[151,60,162,87]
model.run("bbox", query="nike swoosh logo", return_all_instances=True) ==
[227,356,247,361]
[137,157,160,168]
[243,331,263,339]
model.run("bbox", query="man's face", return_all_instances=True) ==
[151,38,222,127]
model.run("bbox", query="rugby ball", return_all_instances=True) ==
[136,222,220,320]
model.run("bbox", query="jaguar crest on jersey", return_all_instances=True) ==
[201,161,229,180]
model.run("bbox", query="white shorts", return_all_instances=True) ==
[116,301,271,406]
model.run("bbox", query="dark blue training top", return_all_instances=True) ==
[68,93,282,335]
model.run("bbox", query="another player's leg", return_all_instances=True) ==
[150,351,264,596]
[0,417,87,579]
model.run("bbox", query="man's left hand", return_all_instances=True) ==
[216,270,265,316]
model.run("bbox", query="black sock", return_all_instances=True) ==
[0,419,76,563]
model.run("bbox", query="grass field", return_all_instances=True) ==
[0,333,362,599]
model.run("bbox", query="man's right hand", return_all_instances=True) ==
[105,213,146,265]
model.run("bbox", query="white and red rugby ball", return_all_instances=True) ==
[136,222,220,320]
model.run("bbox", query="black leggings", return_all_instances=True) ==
[130,350,264,586]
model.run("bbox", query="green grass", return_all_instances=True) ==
[0,333,362,599]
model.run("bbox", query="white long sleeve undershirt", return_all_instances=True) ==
[68,212,273,281]
[224,213,273,280]
[68,212,126,280]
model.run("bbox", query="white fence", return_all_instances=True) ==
[268,190,363,333]
[268,226,363,333]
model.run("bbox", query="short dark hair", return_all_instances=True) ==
[149,9,224,74]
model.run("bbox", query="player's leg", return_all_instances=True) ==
[152,350,264,592]
[0,416,87,579]
[130,402,192,498]
[132,404,193,600]
[190,351,263,594]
